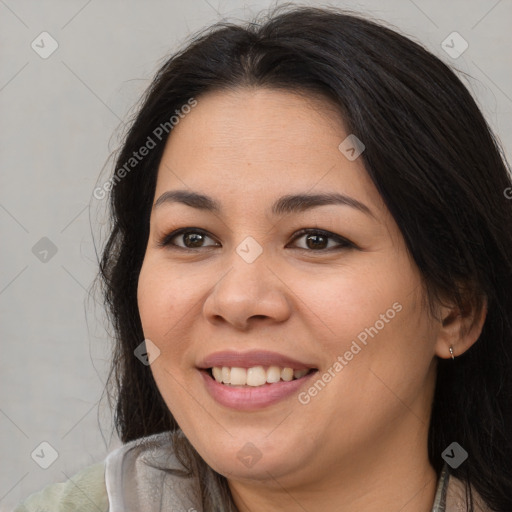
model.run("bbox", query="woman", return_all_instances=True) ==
[15,4,512,512]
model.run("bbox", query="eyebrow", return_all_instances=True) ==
[153,189,374,218]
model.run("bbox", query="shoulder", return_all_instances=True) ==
[13,461,108,512]
[13,431,221,512]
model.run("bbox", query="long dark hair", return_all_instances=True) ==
[95,4,512,510]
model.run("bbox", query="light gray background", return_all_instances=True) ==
[0,0,510,509]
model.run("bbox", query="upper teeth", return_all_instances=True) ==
[211,366,310,386]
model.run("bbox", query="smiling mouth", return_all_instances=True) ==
[204,366,318,387]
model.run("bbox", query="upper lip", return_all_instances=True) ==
[197,350,317,370]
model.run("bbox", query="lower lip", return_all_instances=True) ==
[199,369,318,411]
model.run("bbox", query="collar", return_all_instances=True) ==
[431,464,450,511]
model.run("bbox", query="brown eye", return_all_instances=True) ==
[303,233,329,250]
[289,229,354,251]
[157,228,219,249]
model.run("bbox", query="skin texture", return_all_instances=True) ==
[137,88,486,512]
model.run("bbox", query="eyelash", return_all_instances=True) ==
[156,227,355,252]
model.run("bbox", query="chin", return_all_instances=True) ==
[194,437,303,483]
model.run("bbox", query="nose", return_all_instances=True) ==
[202,254,292,331]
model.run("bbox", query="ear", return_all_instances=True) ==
[434,295,488,359]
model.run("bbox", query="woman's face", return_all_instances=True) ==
[137,88,440,490]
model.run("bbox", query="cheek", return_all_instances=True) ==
[292,251,433,394]
[136,260,197,414]
[137,259,187,350]
[290,254,415,347]
[137,257,217,370]
[137,262,168,335]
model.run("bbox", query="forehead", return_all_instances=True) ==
[162,87,345,159]
[153,87,385,216]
